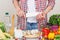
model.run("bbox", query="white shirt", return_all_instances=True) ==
[27,0,36,13]
[27,0,37,23]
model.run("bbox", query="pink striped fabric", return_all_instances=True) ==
[17,0,55,30]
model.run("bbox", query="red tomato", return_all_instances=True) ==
[44,34,48,38]
[42,28,50,34]
[42,28,50,38]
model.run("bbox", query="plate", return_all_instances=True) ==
[23,31,41,38]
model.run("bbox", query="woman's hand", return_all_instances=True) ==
[36,11,47,21]
[17,8,25,17]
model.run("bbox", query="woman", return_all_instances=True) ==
[13,0,55,30]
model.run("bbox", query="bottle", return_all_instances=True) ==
[4,12,11,32]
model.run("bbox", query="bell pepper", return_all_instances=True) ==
[42,28,50,38]
[48,32,55,40]
[58,26,60,34]
[54,35,60,40]
[53,30,58,35]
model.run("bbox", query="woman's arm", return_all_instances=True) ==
[44,0,55,14]
[13,0,21,11]
[36,0,55,20]
[13,0,25,17]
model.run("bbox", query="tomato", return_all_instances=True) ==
[42,28,50,38]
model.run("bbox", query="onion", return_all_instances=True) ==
[51,25,58,31]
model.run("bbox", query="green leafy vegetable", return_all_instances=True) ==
[49,14,60,25]
[49,15,58,25]
[0,22,6,32]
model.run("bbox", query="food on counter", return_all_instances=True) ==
[23,30,41,38]
[51,25,58,31]
[42,28,50,38]
[0,22,6,32]
[49,15,58,25]
[31,29,38,35]
[57,15,60,26]
[54,35,60,40]
[53,30,58,35]
[4,33,12,38]
[0,14,60,40]
[48,31,55,40]
[0,29,12,40]
[58,27,60,34]
[51,25,58,35]
[57,17,60,34]
[0,29,6,39]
